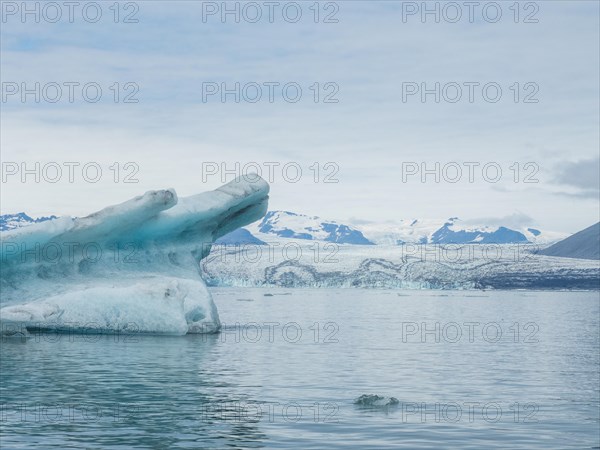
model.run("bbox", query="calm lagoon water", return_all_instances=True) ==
[1,288,599,449]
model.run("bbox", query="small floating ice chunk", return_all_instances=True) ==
[354,395,399,407]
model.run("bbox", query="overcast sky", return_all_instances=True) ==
[1,1,598,233]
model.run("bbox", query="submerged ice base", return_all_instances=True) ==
[0,175,269,335]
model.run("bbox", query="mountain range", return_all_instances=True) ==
[250,211,374,245]
[0,210,574,247]
[245,211,567,245]
[0,212,58,232]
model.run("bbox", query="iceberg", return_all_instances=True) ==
[0,175,269,335]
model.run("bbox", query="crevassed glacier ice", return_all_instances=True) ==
[0,175,269,335]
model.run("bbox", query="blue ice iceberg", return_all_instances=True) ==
[0,175,269,335]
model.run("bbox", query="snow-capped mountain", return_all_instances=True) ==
[352,219,447,245]
[248,212,565,245]
[0,212,57,232]
[250,211,375,245]
[356,217,566,245]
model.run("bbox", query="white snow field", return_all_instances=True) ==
[0,175,269,335]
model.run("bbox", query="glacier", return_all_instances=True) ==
[201,240,600,290]
[0,175,269,335]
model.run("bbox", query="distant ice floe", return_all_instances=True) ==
[0,175,269,335]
